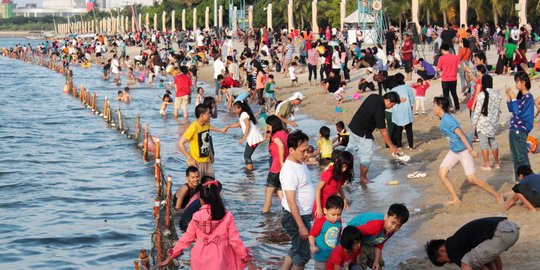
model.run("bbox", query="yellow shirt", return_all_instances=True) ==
[318,138,333,159]
[183,121,211,163]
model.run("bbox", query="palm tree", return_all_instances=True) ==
[384,0,411,28]
[439,0,456,26]
[420,0,438,25]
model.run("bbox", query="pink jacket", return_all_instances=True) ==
[168,205,251,269]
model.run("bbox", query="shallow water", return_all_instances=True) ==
[1,37,422,269]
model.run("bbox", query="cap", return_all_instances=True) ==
[288,92,305,101]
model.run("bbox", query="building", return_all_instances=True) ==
[14,0,156,17]
[0,0,14,19]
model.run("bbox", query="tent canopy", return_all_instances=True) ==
[344,10,376,24]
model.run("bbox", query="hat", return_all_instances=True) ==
[189,50,194,53]
[367,67,374,72]
[288,92,305,101]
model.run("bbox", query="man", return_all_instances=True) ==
[505,165,540,212]
[426,217,520,270]
[280,130,314,270]
[277,92,305,128]
[111,54,120,82]
[432,32,442,65]
[436,44,460,112]
[220,86,249,111]
[415,58,436,80]
[385,26,397,55]
[173,66,192,119]
[401,33,414,81]
[213,55,226,98]
[440,25,456,54]
[346,92,400,183]
[226,55,240,81]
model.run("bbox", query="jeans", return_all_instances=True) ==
[458,60,471,89]
[214,78,221,96]
[442,80,460,111]
[282,211,312,266]
[509,130,530,177]
[244,143,258,165]
[308,64,317,81]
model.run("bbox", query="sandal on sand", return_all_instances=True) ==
[393,152,411,162]
[480,166,492,171]
[407,171,428,179]
[494,164,501,169]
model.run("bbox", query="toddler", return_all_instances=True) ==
[412,78,430,114]
[289,62,299,87]
[309,195,344,269]
[333,82,347,106]
[195,87,204,105]
[160,90,173,115]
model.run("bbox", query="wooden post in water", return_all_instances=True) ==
[117,108,123,132]
[135,113,141,142]
[103,97,108,119]
[107,100,112,123]
[155,212,163,265]
[155,138,162,196]
[139,249,150,270]
[143,124,149,161]
[133,260,139,270]
[165,175,172,228]
[80,85,85,102]
[92,93,96,112]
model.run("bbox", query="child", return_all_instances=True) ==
[127,68,136,85]
[309,195,344,270]
[115,90,123,101]
[358,67,375,93]
[309,126,334,164]
[192,87,203,106]
[412,78,430,115]
[159,177,256,269]
[332,121,350,150]
[305,145,319,165]
[502,39,517,75]
[333,82,347,106]
[160,90,173,115]
[159,79,164,88]
[326,226,363,269]
[122,87,131,102]
[173,166,201,211]
[264,74,278,113]
[313,151,353,218]
[289,62,299,87]
[348,203,410,270]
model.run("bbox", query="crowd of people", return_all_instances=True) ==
[4,20,540,269]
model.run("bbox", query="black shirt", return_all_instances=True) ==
[519,33,527,50]
[385,31,396,52]
[441,29,456,46]
[348,94,386,139]
[325,75,340,93]
[446,217,507,266]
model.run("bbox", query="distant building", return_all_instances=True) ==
[14,0,157,17]
[0,0,14,19]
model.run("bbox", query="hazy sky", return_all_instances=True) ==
[13,0,43,7]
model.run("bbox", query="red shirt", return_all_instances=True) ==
[401,39,413,61]
[412,81,430,97]
[173,74,192,97]
[221,76,237,88]
[326,245,361,269]
[436,53,460,82]
[313,166,344,212]
[269,130,289,173]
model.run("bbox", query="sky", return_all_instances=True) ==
[13,0,43,7]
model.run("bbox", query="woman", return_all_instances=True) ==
[339,42,350,81]
[262,115,288,213]
[225,101,264,170]
[390,73,415,149]
[457,38,473,93]
[471,75,502,170]
[506,72,535,179]
[433,96,503,205]
[255,61,268,105]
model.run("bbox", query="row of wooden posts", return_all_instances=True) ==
[1,51,178,269]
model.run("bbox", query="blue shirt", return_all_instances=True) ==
[507,93,534,133]
[391,85,415,126]
[421,61,436,76]
[520,174,540,192]
[310,217,342,262]
[440,113,470,153]
[348,212,389,247]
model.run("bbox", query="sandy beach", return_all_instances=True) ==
[190,43,540,269]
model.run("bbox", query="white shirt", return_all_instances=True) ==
[288,66,297,80]
[332,51,341,69]
[213,59,225,79]
[111,59,120,74]
[239,112,264,146]
[280,159,314,215]
[197,35,205,47]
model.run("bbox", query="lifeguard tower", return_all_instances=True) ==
[357,0,387,44]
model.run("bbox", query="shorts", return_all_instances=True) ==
[404,59,413,73]
[478,132,498,150]
[233,92,249,103]
[440,150,476,176]
[159,109,165,115]
[461,220,519,269]
[96,52,102,57]
[291,78,298,82]
[266,172,281,189]
[346,133,375,167]
[284,58,292,67]
[174,95,189,112]
[154,65,161,75]
[358,245,385,269]
[196,161,214,178]
[504,57,513,67]
[282,211,312,267]
[265,92,275,99]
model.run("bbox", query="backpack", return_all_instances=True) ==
[527,136,538,153]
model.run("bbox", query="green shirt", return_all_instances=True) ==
[504,43,517,59]
[265,82,275,94]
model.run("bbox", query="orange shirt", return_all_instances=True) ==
[458,28,467,39]
[458,47,472,61]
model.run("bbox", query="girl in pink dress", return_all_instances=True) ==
[159,177,256,269]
